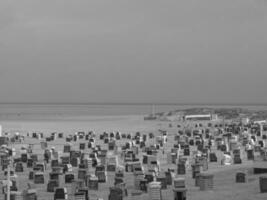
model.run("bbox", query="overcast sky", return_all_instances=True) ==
[0,0,267,104]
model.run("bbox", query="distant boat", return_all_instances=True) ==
[144,105,157,120]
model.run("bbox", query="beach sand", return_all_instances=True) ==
[0,115,267,200]
[1,115,159,135]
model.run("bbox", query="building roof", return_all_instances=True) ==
[185,114,211,118]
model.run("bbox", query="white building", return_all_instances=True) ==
[185,114,212,121]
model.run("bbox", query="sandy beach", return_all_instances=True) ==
[1,113,267,200]
[0,115,160,135]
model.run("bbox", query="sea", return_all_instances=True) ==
[0,103,267,120]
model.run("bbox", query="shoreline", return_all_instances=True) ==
[0,114,159,135]
[0,114,145,122]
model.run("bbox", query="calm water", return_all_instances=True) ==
[0,104,267,118]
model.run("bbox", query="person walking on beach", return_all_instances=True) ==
[44,151,49,163]
[208,139,212,150]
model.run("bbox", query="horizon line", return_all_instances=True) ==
[0,102,267,106]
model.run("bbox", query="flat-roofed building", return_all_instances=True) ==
[185,114,212,121]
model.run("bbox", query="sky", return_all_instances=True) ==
[0,0,267,104]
